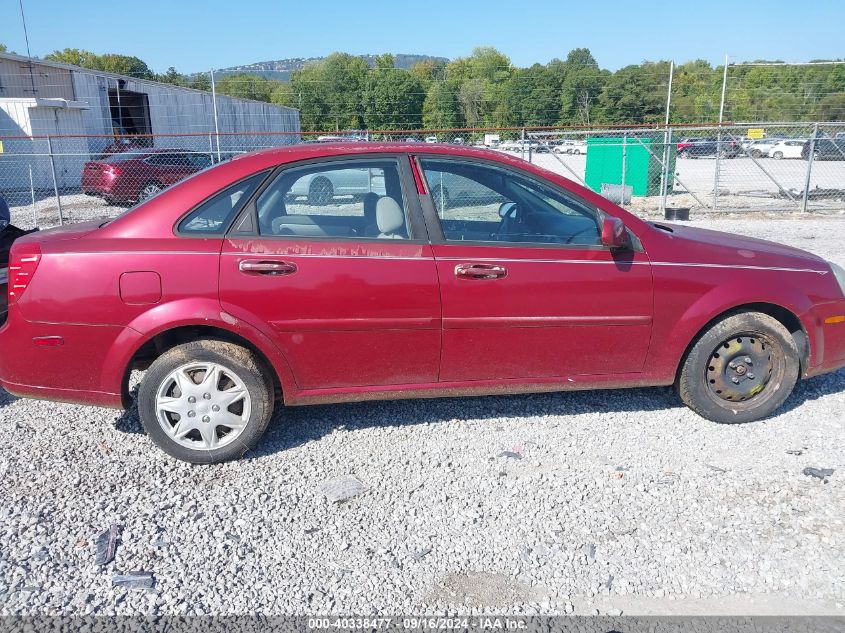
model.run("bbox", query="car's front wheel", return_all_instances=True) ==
[676,312,799,424]
[138,340,275,463]
[772,151,784,160]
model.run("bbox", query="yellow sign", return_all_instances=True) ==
[0,140,4,153]
[747,128,765,140]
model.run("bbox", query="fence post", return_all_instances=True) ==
[520,128,526,161]
[660,127,674,214]
[713,132,723,211]
[210,68,222,163]
[29,164,37,229]
[659,63,674,215]
[620,133,627,209]
[713,54,729,212]
[801,122,819,213]
[46,135,63,227]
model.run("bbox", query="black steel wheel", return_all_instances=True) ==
[677,312,800,424]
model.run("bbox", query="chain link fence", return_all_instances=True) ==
[2,123,844,229]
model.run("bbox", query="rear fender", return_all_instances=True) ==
[100,298,298,401]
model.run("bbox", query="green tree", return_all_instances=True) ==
[363,61,425,130]
[270,82,297,108]
[190,73,212,92]
[423,80,463,129]
[446,47,513,127]
[599,61,672,123]
[670,60,718,123]
[45,48,154,78]
[409,59,447,89]
[501,65,562,127]
[45,48,100,68]
[158,66,186,87]
[290,53,369,131]
[215,73,278,102]
[0,43,7,53]
[559,49,608,125]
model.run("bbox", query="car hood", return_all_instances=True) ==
[650,222,829,271]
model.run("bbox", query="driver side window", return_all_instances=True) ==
[420,159,601,246]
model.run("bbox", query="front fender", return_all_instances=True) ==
[648,277,816,382]
[100,298,298,402]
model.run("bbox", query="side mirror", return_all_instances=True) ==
[601,216,631,250]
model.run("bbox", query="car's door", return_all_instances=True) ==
[416,157,653,383]
[218,156,441,391]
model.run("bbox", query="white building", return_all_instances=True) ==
[0,52,300,190]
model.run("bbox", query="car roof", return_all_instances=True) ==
[229,141,525,167]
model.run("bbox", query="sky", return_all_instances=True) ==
[1,0,841,74]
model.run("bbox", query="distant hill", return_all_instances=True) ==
[207,54,449,81]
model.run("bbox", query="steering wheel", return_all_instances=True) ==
[496,203,520,239]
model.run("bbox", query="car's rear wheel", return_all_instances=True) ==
[773,151,784,160]
[139,182,163,201]
[138,340,274,463]
[676,312,799,424]
[751,149,762,158]
[308,177,333,205]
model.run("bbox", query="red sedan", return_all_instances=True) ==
[82,149,212,204]
[2,144,844,463]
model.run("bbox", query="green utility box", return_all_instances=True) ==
[585,136,675,197]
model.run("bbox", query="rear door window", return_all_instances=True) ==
[255,158,410,239]
[178,172,267,235]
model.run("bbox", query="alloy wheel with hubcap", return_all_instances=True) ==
[140,183,162,200]
[156,361,251,451]
[138,340,275,463]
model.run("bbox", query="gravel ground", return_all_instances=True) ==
[0,217,843,617]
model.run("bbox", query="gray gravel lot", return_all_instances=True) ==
[0,216,843,616]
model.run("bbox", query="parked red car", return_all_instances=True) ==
[2,144,845,463]
[82,149,213,204]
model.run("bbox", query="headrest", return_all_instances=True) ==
[376,197,404,235]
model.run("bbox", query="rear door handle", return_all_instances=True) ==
[239,259,297,275]
[455,263,508,280]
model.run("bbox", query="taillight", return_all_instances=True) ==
[7,243,41,305]
[105,165,123,175]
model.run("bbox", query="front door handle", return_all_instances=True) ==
[455,263,508,280]
[239,259,297,276]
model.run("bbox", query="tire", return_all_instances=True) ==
[308,177,333,205]
[773,151,783,160]
[430,184,450,210]
[751,149,762,158]
[139,182,162,201]
[572,149,581,155]
[676,312,800,424]
[138,340,275,463]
